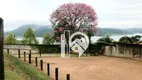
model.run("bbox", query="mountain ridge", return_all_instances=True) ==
[4,24,53,37]
[4,24,142,37]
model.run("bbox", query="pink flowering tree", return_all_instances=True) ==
[50,3,98,43]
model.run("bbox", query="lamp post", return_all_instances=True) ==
[0,18,4,80]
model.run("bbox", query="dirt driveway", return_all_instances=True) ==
[30,56,142,80]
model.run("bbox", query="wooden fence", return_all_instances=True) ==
[5,48,71,80]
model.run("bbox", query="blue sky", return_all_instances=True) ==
[0,0,142,31]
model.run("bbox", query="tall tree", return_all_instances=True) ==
[119,36,133,43]
[119,35,141,44]
[23,27,38,44]
[97,35,113,43]
[4,32,16,44]
[131,35,141,43]
[42,33,55,45]
[50,3,98,41]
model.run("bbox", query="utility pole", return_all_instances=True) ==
[0,18,4,80]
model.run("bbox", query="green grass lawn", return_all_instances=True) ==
[4,54,50,80]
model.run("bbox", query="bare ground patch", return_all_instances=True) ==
[14,53,142,80]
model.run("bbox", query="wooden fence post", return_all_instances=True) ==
[29,50,31,54]
[29,53,31,64]
[18,49,20,58]
[55,68,58,80]
[40,60,43,71]
[0,17,4,80]
[47,63,50,76]
[7,49,9,54]
[39,50,41,57]
[35,57,38,67]
[66,74,70,80]
[24,52,26,62]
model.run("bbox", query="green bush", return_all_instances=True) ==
[35,45,60,53]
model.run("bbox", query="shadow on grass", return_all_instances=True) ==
[5,54,50,80]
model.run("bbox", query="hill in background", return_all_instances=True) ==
[96,28,132,36]
[4,24,53,37]
[4,24,142,37]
